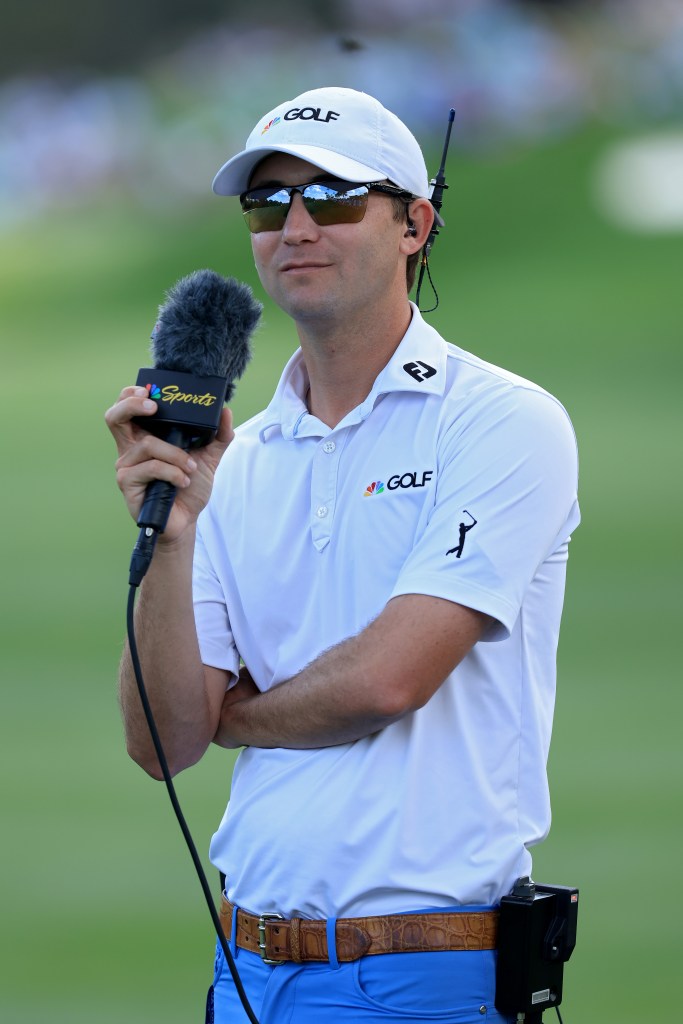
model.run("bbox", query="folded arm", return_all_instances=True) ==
[212,594,490,750]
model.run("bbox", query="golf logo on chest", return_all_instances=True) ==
[363,470,434,495]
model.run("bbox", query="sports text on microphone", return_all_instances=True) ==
[154,385,218,407]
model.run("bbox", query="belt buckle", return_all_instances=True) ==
[258,912,285,964]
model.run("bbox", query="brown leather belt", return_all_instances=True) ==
[219,894,498,964]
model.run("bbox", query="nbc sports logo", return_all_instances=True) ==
[145,383,162,399]
[364,481,384,496]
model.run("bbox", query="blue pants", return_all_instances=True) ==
[207,933,514,1023]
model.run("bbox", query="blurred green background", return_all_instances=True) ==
[1,2,681,1022]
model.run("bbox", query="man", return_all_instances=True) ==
[106,86,579,1023]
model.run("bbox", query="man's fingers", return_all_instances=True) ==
[106,389,232,530]
[116,456,192,495]
[115,430,196,474]
[216,406,234,445]
[104,386,158,448]
[195,407,234,472]
[204,407,234,457]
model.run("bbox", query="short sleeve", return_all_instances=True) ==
[391,384,580,639]
[192,520,241,676]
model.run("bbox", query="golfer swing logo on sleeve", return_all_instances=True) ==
[446,510,478,559]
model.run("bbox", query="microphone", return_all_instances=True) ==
[129,269,262,586]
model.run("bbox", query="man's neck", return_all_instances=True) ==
[298,301,413,428]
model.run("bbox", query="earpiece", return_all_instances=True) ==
[406,226,418,237]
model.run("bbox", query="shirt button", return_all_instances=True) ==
[322,441,336,453]
[316,505,329,518]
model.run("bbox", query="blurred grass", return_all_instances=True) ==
[1,123,680,1022]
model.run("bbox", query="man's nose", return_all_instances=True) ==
[282,191,320,240]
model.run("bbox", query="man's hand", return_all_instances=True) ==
[213,665,261,749]
[104,386,234,542]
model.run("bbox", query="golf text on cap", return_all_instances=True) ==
[284,107,341,123]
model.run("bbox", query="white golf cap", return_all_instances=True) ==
[212,86,430,198]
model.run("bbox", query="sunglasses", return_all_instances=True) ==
[239,179,415,234]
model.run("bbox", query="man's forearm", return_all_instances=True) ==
[214,595,489,750]
[214,632,402,750]
[120,528,220,777]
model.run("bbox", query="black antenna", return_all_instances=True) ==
[415,108,455,311]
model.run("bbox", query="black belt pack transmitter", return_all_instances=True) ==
[495,877,579,1022]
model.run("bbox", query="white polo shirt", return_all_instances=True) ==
[193,304,580,918]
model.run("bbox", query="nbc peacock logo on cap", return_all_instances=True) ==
[145,383,162,400]
[261,116,281,134]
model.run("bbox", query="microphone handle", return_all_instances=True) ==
[136,426,189,534]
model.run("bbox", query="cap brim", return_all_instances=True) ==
[213,144,395,196]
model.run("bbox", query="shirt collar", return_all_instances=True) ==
[258,303,447,442]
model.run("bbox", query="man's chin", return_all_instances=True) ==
[279,294,340,324]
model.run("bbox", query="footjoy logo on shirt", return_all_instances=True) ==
[403,361,436,382]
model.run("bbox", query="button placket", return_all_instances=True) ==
[310,434,342,550]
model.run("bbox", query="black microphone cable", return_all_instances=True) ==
[125,580,260,1024]
[120,269,262,1023]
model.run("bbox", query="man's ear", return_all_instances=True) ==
[399,198,435,254]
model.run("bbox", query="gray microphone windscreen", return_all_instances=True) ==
[151,269,262,399]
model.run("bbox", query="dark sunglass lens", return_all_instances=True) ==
[241,182,371,232]
[303,183,369,226]
[241,187,291,233]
